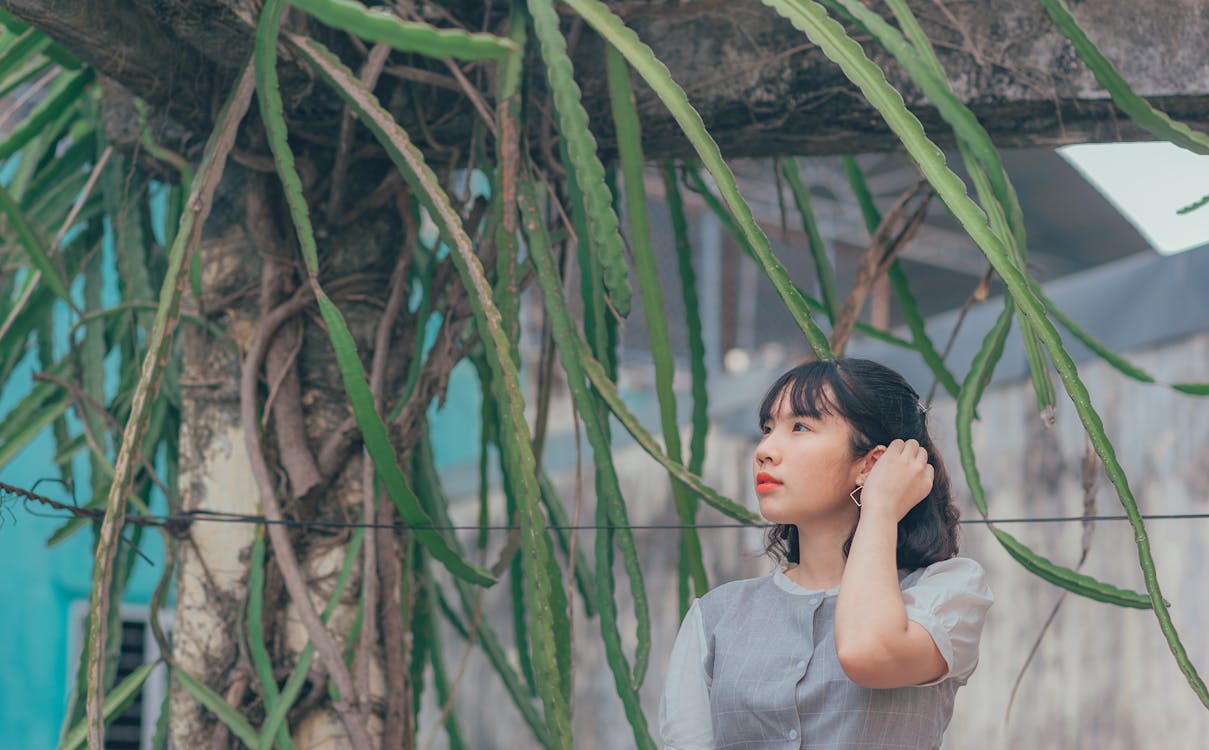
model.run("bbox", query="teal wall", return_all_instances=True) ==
[0,326,480,749]
[0,351,167,750]
[0,370,479,749]
[0,173,485,748]
[0,177,169,745]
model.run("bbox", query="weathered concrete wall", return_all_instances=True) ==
[438,328,1209,748]
[936,330,1209,749]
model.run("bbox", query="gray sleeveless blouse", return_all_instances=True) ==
[697,571,960,750]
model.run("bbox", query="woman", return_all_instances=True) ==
[659,358,993,749]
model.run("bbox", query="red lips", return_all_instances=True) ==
[755,472,782,493]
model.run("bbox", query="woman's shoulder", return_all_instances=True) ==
[922,555,987,578]
[699,573,777,606]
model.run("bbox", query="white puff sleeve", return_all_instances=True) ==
[658,600,714,750]
[902,556,994,684]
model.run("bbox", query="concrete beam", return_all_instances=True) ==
[574,0,1209,157]
[4,1,1209,158]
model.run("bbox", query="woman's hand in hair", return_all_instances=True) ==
[858,439,934,523]
[837,438,946,689]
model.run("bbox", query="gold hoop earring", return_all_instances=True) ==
[849,485,862,507]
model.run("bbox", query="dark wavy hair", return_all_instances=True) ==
[760,357,960,570]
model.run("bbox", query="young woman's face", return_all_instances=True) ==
[754,389,865,527]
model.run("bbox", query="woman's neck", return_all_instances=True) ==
[785,520,854,590]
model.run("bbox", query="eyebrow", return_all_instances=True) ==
[762,410,822,425]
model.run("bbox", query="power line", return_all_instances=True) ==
[122,510,1209,530]
[5,490,1209,536]
[6,480,1209,533]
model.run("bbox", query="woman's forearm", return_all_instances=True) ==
[835,505,909,659]
[834,501,948,688]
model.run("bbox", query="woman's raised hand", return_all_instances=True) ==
[859,439,934,522]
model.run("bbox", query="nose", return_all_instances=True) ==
[754,432,780,466]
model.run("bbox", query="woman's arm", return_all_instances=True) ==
[835,439,948,689]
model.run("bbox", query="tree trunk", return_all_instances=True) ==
[170,158,464,748]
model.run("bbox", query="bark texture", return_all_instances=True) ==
[171,162,406,748]
[6,0,1209,158]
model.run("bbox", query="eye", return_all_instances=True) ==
[760,423,772,435]
[793,421,811,432]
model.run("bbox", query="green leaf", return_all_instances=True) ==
[528,0,632,317]
[832,0,1028,256]
[83,52,257,746]
[1043,290,1157,380]
[607,46,707,614]
[316,291,495,585]
[414,440,555,749]
[291,33,572,743]
[521,178,656,745]
[960,144,1054,418]
[501,469,539,695]
[56,661,158,750]
[537,473,598,615]
[0,183,72,302]
[564,0,831,356]
[422,571,467,750]
[777,157,840,323]
[1035,286,1209,397]
[594,499,657,750]
[257,528,365,750]
[991,528,1152,608]
[0,67,92,161]
[248,528,295,750]
[686,165,905,351]
[1038,0,1209,155]
[578,340,762,525]
[662,162,712,611]
[886,263,961,400]
[1177,193,1209,215]
[289,0,516,60]
[0,27,50,80]
[262,23,494,586]
[0,8,29,32]
[255,0,320,276]
[955,300,1012,517]
[827,2,1044,411]
[0,56,51,102]
[660,163,710,480]
[23,128,97,204]
[46,517,90,548]
[174,668,261,748]
[0,386,69,470]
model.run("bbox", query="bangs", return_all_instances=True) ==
[757,361,846,427]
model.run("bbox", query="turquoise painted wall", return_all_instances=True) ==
[0,373,479,749]
[0,173,486,748]
[0,184,169,745]
[0,353,167,750]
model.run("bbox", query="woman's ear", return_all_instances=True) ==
[856,445,885,484]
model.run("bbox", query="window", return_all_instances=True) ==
[67,603,173,750]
